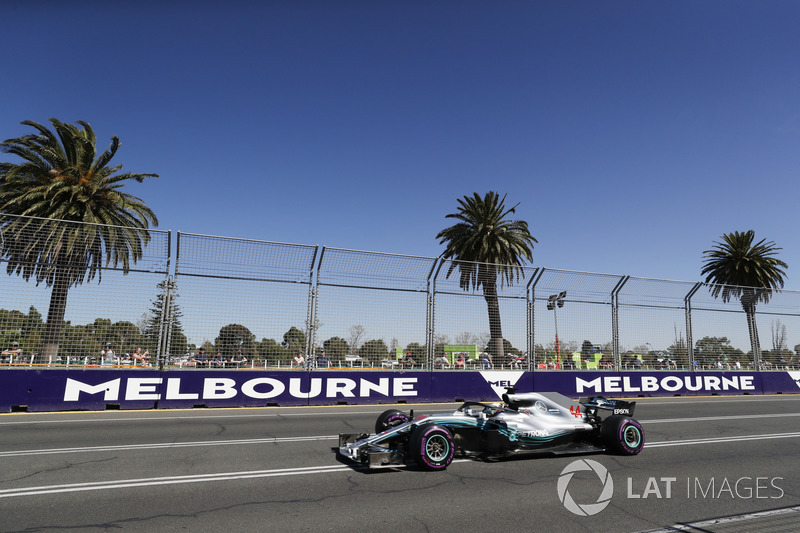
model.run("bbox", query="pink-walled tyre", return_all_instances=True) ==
[409,424,455,470]
[601,415,644,455]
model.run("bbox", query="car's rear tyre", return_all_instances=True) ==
[409,424,455,470]
[601,415,644,455]
[375,409,410,434]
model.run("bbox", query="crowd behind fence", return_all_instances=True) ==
[2,214,800,372]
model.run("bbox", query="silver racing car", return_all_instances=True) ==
[338,389,644,470]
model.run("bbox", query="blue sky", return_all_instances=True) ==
[3,0,799,287]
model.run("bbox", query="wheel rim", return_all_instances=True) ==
[425,434,449,461]
[623,425,641,448]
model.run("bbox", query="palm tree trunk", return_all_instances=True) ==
[742,292,761,368]
[42,268,70,359]
[745,309,761,367]
[483,279,504,364]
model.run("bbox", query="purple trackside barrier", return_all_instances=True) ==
[760,370,800,395]
[0,369,797,412]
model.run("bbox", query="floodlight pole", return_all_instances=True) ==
[548,291,567,360]
[553,305,560,357]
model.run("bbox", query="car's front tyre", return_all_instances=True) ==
[601,415,644,455]
[409,424,455,470]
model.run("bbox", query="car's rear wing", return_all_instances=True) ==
[578,396,636,416]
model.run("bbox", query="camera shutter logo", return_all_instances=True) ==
[557,459,614,516]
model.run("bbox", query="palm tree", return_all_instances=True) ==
[436,192,536,362]
[0,118,158,358]
[701,230,788,366]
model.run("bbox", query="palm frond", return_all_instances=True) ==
[1,118,159,288]
[437,191,536,291]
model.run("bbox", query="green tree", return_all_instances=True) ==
[258,338,288,364]
[436,192,536,360]
[359,339,389,363]
[59,323,100,361]
[215,324,256,357]
[0,118,158,358]
[108,321,144,354]
[701,230,788,364]
[283,326,306,355]
[404,342,426,360]
[322,336,349,360]
[20,306,44,355]
[693,336,744,368]
[90,318,113,345]
[580,340,595,360]
[144,279,187,356]
[0,309,26,349]
[501,339,521,356]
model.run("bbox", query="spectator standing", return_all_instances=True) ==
[100,343,116,364]
[191,347,208,368]
[131,347,150,366]
[230,349,247,367]
[292,351,305,368]
[2,342,22,363]
[212,351,226,368]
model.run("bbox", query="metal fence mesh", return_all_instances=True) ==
[2,214,800,371]
[0,214,170,366]
[314,248,435,368]
[173,232,318,367]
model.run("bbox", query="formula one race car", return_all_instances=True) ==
[338,390,644,470]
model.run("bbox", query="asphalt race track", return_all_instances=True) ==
[2,396,800,532]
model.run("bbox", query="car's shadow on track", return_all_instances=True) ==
[330,446,607,474]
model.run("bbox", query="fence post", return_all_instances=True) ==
[528,268,545,369]
[305,246,320,359]
[428,258,444,367]
[684,282,702,369]
[610,275,630,369]
[157,277,177,369]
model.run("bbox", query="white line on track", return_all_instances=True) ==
[0,435,338,457]
[0,459,471,500]
[3,412,800,458]
[0,410,387,426]
[2,431,800,499]
[633,396,800,405]
[647,431,800,447]
[644,411,800,424]
[0,465,353,499]
[635,504,800,533]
